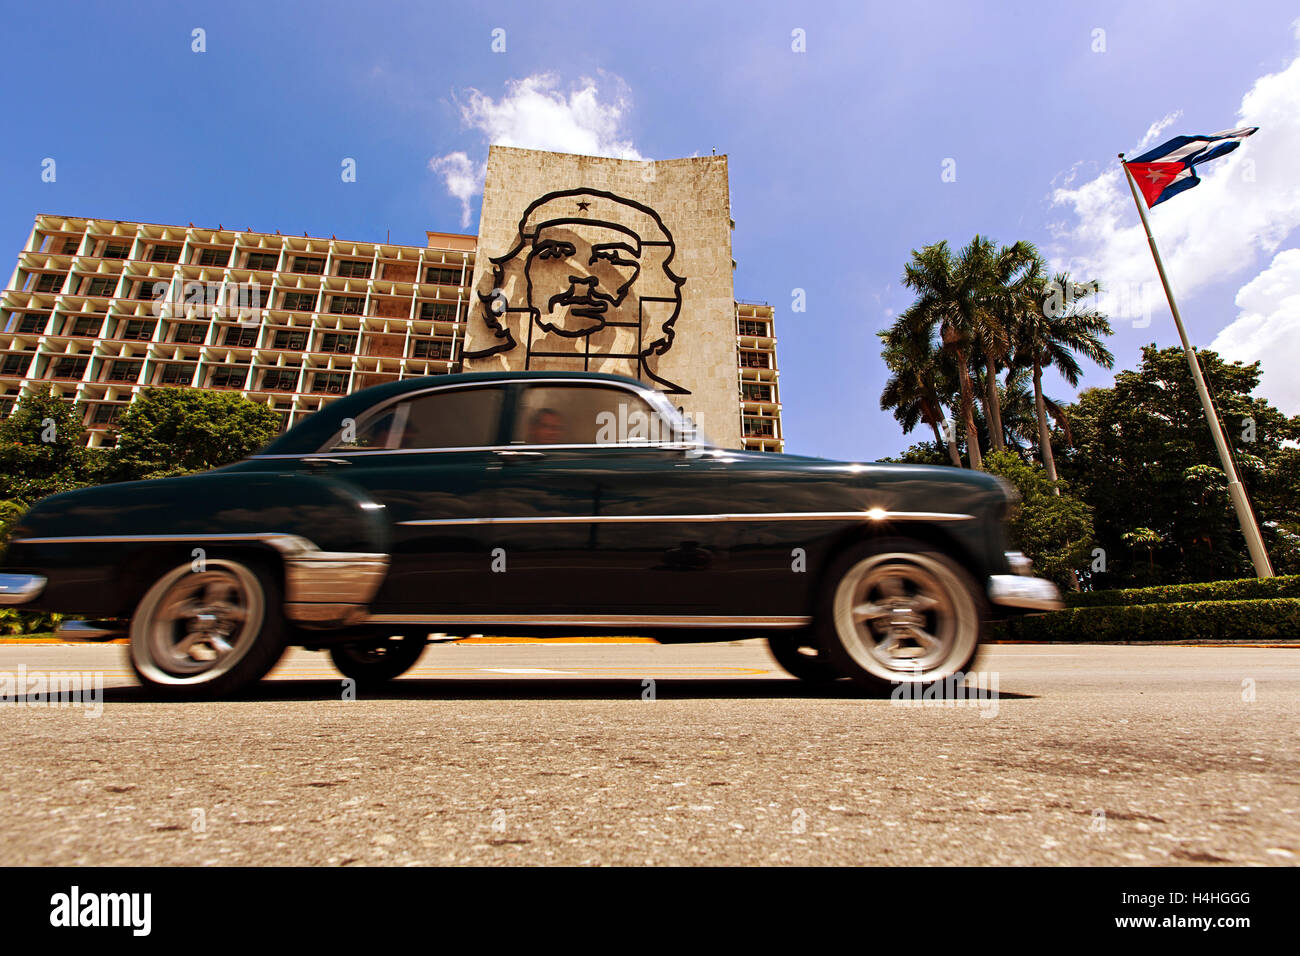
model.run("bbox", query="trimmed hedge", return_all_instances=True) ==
[1066,575,1300,609]
[992,598,1300,643]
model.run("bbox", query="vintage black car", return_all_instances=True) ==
[0,371,1059,697]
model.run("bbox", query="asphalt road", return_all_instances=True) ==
[0,641,1296,866]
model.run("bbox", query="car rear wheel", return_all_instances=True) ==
[128,558,286,699]
[817,540,984,693]
[329,634,426,690]
[767,630,841,684]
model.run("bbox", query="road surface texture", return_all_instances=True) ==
[0,641,1296,865]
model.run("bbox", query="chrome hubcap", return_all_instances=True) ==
[834,553,974,681]
[133,562,263,683]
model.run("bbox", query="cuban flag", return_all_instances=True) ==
[1124,127,1258,207]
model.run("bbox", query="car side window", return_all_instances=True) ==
[331,386,504,451]
[512,384,667,446]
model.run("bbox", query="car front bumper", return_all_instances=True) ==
[988,574,1062,611]
[0,573,46,605]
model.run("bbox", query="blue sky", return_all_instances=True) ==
[4,1,1298,459]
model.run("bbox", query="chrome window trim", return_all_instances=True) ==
[251,440,697,460]
[398,511,974,527]
[245,376,709,460]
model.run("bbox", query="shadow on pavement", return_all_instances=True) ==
[58,678,1038,704]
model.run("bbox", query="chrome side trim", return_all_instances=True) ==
[12,532,318,555]
[398,511,974,527]
[364,613,811,628]
[0,573,47,605]
[988,574,1063,611]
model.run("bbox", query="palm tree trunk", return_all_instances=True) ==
[931,413,962,467]
[1032,360,1059,493]
[984,356,1005,452]
[956,351,982,469]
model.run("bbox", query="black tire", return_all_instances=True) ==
[815,538,985,694]
[128,557,286,699]
[767,630,842,684]
[329,635,426,690]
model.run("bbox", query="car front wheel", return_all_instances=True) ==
[817,540,984,693]
[128,557,286,699]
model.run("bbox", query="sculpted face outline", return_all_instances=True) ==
[465,187,689,394]
[525,221,642,337]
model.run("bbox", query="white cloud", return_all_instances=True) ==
[1134,110,1183,151]
[1047,46,1300,327]
[1211,248,1300,414]
[429,72,645,227]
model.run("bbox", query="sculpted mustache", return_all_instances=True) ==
[548,287,617,311]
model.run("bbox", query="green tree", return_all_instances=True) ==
[0,389,96,502]
[108,388,282,481]
[1061,345,1300,586]
[1009,267,1113,485]
[981,450,1095,589]
[879,306,962,466]
[900,239,993,469]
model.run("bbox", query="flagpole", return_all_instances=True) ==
[1118,154,1274,578]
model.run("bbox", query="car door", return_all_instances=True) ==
[302,383,507,613]
[485,380,732,616]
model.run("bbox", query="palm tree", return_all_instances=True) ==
[978,239,1042,453]
[1009,265,1114,484]
[995,365,1074,454]
[901,240,989,469]
[879,307,962,466]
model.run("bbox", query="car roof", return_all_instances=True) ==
[255,370,653,456]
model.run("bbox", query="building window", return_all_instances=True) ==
[320,332,357,354]
[411,339,451,360]
[135,280,164,301]
[742,382,773,402]
[210,366,246,389]
[244,251,279,271]
[34,273,64,293]
[261,368,300,391]
[61,239,81,255]
[222,326,258,348]
[292,256,325,274]
[69,317,102,337]
[16,314,47,334]
[160,363,194,385]
[280,291,317,312]
[90,404,122,426]
[743,416,775,438]
[272,329,309,350]
[418,301,457,322]
[738,319,769,337]
[172,322,207,344]
[196,248,230,267]
[425,266,460,285]
[102,242,131,260]
[106,360,142,382]
[1,355,32,376]
[328,295,364,315]
[122,320,156,341]
[50,356,89,380]
[739,350,770,369]
[148,244,181,263]
[336,260,372,279]
[311,372,348,394]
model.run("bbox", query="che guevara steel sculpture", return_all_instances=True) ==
[464,187,689,394]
